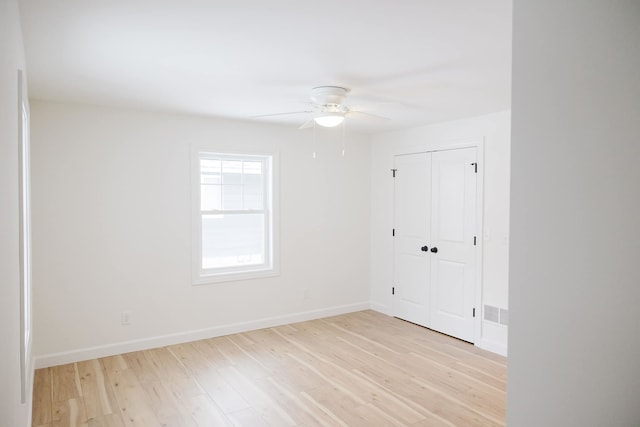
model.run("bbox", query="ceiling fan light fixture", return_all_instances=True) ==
[314,113,345,127]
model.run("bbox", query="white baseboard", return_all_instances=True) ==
[476,338,508,357]
[369,301,392,316]
[34,301,369,368]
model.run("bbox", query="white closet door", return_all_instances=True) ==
[429,147,477,342]
[392,152,432,326]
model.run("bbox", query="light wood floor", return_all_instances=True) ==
[31,310,507,427]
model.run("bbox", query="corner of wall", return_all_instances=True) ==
[369,301,392,316]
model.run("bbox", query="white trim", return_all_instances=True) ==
[26,355,35,427]
[18,69,32,405]
[476,338,508,357]
[473,139,485,347]
[391,138,484,157]
[369,301,392,316]
[34,302,369,368]
[193,268,279,285]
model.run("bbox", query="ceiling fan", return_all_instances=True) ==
[255,86,390,129]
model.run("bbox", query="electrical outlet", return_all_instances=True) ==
[121,310,132,326]
[303,289,310,300]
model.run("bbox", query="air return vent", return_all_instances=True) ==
[484,304,508,326]
[484,305,499,323]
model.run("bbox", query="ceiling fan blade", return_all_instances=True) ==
[347,110,391,122]
[348,101,406,112]
[299,119,315,129]
[251,110,313,118]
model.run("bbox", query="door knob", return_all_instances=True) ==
[421,246,429,252]
[430,247,438,253]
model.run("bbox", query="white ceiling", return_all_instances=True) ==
[19,0,512,133]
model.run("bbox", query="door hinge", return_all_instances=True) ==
[473,307,476,317]
[392,286,395,295]
[473,236,477,246]
[392,228,395,237]
[471,162,478,173]
[391,168,397,177]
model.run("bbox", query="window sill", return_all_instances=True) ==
[192,268,279,286]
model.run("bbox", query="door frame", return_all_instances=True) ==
[392,138,484,344]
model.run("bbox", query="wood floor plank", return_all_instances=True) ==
[33,310,506,427]
[100,355,129,376]
[144,347,204,399]
[269,357,329,392]
[274,331,427,425]
[354,363,500,426]
[225,407,270,427]
[137,379,189,426]
[253,376,339,427]
[166,343,212,376]
[217,365,297,426]
[121,351,159,384]
[191,369,250,415]
[109,367,160,426]
[408,352,506,417]
[210,336,273,381]
[86,413,125,427]
[77,359,118,420]
[314,329,505,423]
[51,364,83,403]
[32,368,53,426]
[51,397,88,427]
[200,337,239,369]
[301,385,371,427]
[169,342,251,414]
[181,394,233,426]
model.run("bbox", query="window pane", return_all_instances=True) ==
[201,159,221,184]
[222,184,242,210]
[201,184,221,211]
[243,171,263,209]
[202,214,265,269]
[243,161,262,175]
[244,186,263,209]
[222,160,242,185]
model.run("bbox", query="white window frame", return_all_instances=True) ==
[192,148,279,285]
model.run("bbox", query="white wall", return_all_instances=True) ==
[369,110,511,354]
[31,101,371,364]
[0,0,32,426]
[508,1,640,425]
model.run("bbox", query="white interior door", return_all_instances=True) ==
[392,147,478,343]
[429,147,477,342]
[392,153,432,326]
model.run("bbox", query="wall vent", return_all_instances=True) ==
[484,304,508,326]
[483,305,499,323]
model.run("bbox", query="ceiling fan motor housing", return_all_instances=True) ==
[311,86,349,107]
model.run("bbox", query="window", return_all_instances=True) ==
[193,151,277,283]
